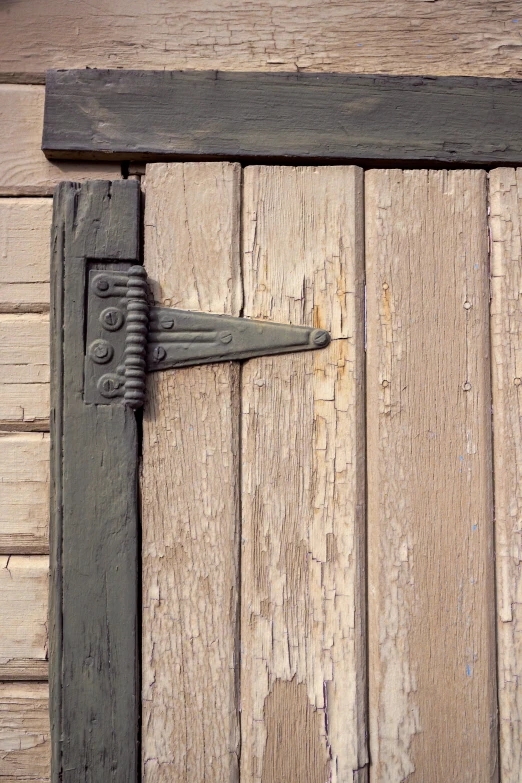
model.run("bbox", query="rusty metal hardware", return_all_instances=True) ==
[84,265,331,408]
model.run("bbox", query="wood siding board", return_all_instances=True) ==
[43,69,522,165]
[489,167,522,783]
[0,314,50,430]
[1,1,522,79]
[0,683,50,781]
[366,169,497,781]
[0,433,49,554]
[0,199,52,314]
[0,556,48,681]
[141,162,242,782]
[240,165,367,781]
[50,179,141,782]
[0,84,120,194]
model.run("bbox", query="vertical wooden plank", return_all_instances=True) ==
[141,162,241,782]
[50,180,140,782]
[489,167,522,783]
[240,166,367,782]
[366,170,497,782]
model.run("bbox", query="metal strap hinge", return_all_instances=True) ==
[84,265,331,407]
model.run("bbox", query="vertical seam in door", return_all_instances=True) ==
[237,164,245,778]
[486,170,502,781]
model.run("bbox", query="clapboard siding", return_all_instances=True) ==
[0,1,521,78]
[0,433,49,555]
[0,199,52,313]
[0,683,50,780]
[0,85,120,194]
[0,556,48,681]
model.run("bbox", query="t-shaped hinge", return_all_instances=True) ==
[84,265,331,407]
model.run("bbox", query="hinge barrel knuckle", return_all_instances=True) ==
[123,266,150,409]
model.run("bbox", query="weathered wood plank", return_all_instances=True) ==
[0,556,48,681]
[43,70,522,165]
[0,683,50,781]
[0,314,50,430]
[0,85,120,195]
[489,167,522,783]
[0,1,521,78]
[240,166,367,781]
[50,180,140,782]
[366,169,497,782]
[141,162,241,782]
[0,433,49,555]
[0,199,52,313]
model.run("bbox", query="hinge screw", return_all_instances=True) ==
[313,329,330,347]
[89,339,114,364]
[100,307,124,331]
[220,331,233,344]
[153,346,167,362]
[160,316,175,330]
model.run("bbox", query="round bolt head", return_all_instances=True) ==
[312,329,331,347]
[96,278,109,291]
[220,331,233,345]
[97,373,123,398]
[160,316,175,330]
[88,339,114,365]
[100,307,124,331]
[153,346,167,362]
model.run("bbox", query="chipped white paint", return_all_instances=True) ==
[366,169,497,782]
[141,163,241,782]
[240,166,367,782]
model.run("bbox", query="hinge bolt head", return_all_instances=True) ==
[100,307,124,331]
[312,329,330,347]
[220,331,233,344]
[89,339,114,364]
[160,316,175,330]
[153,346,167,362]
[96,278,109,292]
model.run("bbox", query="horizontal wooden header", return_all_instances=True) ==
[43,69,522,164]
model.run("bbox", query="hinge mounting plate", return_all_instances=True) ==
[84,265,331,408]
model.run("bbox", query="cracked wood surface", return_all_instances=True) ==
[0,199,52,314]
[366,169,497,782]
[0,433,49,555]
[1,1,522,78]
[240,166,367,782]
[489,167,522,783]
[0,314,50,431]
[0,556,48,682]
[0,683,50,781]
[0,85,120,194]
[141,162,241,782]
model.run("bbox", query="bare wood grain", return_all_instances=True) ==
[0,683,50,780]
[489,167,522,783]
[0,85,120,194]
[1,0,522,78]
[240,166,367,782]
[0,199,52,313]
[0,314,49,430]
[141,162,241,782]
[0,556,48,681]
[366,169,497,782]
[0,433,49,555]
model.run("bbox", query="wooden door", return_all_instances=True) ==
[139,163,498,782]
